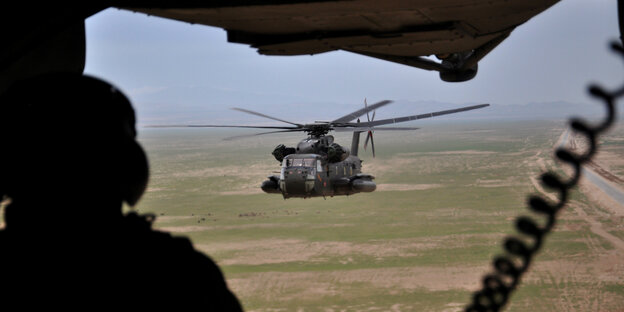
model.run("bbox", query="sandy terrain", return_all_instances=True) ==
[196,234,499,266]
[376,184,442,191]
[228,265,490,300]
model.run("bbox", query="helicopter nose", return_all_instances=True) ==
[283,168,315,195]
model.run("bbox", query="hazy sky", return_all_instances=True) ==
[84,0,621,124]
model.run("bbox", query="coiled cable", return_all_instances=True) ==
[465,41,623,312]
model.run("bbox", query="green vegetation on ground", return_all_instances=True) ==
[122,121,624,311]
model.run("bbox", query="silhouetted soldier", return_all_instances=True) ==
[0,73,243,310]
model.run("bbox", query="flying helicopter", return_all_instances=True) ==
[151,100,489,199]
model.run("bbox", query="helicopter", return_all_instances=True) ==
[152,100,489,199]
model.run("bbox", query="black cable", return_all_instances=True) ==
[464,41,622,312]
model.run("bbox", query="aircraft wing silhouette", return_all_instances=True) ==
[124,0,560,82]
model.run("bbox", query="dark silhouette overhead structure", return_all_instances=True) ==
[0,1,561,93]
[126,0,560,82]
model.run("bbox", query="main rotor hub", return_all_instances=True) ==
[304,124,332,137]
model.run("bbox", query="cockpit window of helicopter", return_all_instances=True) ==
[285,158,316,167]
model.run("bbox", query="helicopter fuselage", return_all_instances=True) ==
[261,152,376,199]
[148,100,488,199]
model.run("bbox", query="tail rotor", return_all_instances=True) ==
[363,98,376,157]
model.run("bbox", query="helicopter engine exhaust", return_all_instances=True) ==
[272,144,295,162]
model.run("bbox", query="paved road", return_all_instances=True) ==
[582,167,624,205]
[558,128,624,207]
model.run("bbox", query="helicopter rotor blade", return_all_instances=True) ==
[370,131,376,158]
[144,124,299,130]
[334,126,420,132]
[364,130,371,150]
[223,129,303,141]
[232,107,303,127]
[365,98,370,123]
[354,103,489,128]
[367,106,376,156]
[331,100,393,124]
